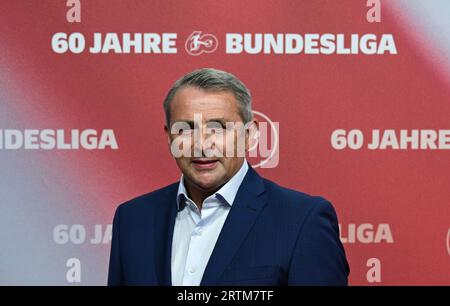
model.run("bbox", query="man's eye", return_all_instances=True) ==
[212,126,225,133]
[178,128,193,135]
[206,123,226,132]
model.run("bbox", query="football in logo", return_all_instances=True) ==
[185,31,218,56]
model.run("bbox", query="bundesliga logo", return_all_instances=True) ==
[185,31,219,56]
[52,31,398,56]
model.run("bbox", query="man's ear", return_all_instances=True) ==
[164,125,171,146]
[245,119,259,152]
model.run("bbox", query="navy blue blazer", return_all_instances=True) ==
[108,166,349,285]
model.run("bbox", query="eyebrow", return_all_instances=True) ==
[175,118,228,127]
[177,120,195,128]
[206,118,227,125]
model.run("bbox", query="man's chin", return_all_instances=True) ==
[189,177,223,192]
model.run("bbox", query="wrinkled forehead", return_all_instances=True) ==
[170,86,242,122]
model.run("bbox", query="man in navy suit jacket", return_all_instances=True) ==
[108,68,349,286]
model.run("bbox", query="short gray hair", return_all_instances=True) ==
[163,68,252,127]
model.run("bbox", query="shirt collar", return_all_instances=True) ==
[176,160,249,211]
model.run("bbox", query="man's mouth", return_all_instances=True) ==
[191,159,219,170]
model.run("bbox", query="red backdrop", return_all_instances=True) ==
[0,0,449,285]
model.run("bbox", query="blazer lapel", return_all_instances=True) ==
[153,184,178,285]
[200,166,268,285]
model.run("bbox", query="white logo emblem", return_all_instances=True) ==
[248,110,279,169]
[185,31,218,56]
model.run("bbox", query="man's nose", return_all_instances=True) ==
[193,126,216,156]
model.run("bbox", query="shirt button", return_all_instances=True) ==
[189,267,196,274]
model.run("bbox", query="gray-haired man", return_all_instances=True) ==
[108,68,349,286]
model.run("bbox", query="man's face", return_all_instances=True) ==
[165,86,252,193]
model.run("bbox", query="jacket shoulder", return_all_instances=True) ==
[117,181,179,213]
[261,178,334,213]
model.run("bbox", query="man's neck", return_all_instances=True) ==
[184,180,221,210]
[182,160,246,210]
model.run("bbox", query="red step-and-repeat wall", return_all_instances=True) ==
[0,0,449,285]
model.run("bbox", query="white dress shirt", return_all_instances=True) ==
[171,161,249,286]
